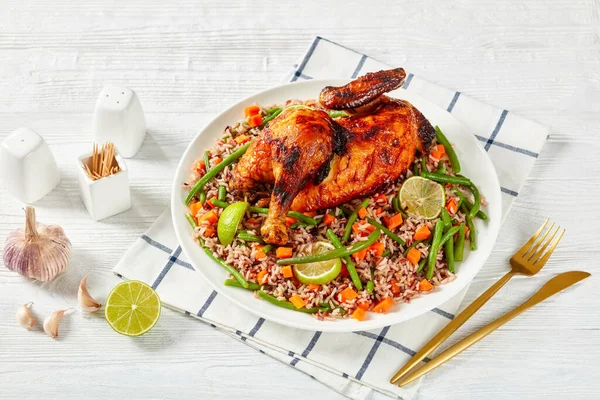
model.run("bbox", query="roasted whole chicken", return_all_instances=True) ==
[231,68,435,245]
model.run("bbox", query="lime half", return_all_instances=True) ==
[218,201,249,246]
[399,176,446,220]
[293,241,342,285]
[105,281,161,337]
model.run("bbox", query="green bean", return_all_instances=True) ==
[237,232,265,243]
[455,223,466,261]
[218,185,227,202]
[391,197,408,218]
[211,199,229,209]
[198,237,248,288]
[261,244,274,254]
[439,226,460,247]
[204,150,211,172]
[248,205,268,214]
[454,190,488,220]
[327,110,349,118]
[367,218,405,246]
[199,190,207,205]
[366,280,374,294]
[426,220,445,279]
[340,206,352,217]
[326,229,362,290]
[224,279,261,290]
[467,183,481,220]
[336,307,346,316]
[289,221,306,229]
[467,215,476,251]
[381,249,392,258]
[185,213,197,229]
[266,107,281,114]
[437,162,446,174]
[412,160,420,177]
[420,156,428,176]
[287,211,318,225]
[185,141,253,204]
[435,126,461,173]
[342,199,370,242]
[257,291,323,314]
[444,229,456,273]
[277,228,380,265]
[259,108,283,128]
[416,257,427,273]
[319,302,333,313]
[440,207,451,230]
[421,171,472,186]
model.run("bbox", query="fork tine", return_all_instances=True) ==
[528,225,560,263]
[524,222,555,259]
[533,229,565,267]
[514,218,549,259]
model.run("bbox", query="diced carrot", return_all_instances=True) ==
[248,114,263,127]
[406,248,421,266]
[308,283,320,291]
[419,279,434,292]
[194,160,205,174]
[189,202,202,218]
[254,245,266,259]
[257,269,268,284]
[340,287,359,302]
[303,211,317,217]
[244,105,260,117]
[352,248,368,262]
[322,214,335,226]
[382,215,391,227]
[357,300,370,311]
[352,222,375,237]
[373,193,387,204]
[340,264,350,277]
[198,209,218,226]
[375,207,383,215]
[285,216,298,227]
[234,134,250,145]
[446,198,458,215]
[205,197,217,209]
[373,297,394,313]
[369,242,385,257]
[281,265,293,278]
[276,247,293,259]
[289,294,305,309]
[204,226,216,238]
[430,144,446,160]
[212,157,222,165]
[352,307,367,321]
[414,225,431,240]
[390,280,400,296]
[386,213,404,231]
[357,207,368,219]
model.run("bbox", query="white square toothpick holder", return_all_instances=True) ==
[0,127,60,203]
[77,149,131,221]
[93,86,146,158]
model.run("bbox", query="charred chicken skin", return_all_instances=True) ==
[230,68,435,245]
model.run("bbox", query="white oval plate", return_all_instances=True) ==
[171,79,502,332]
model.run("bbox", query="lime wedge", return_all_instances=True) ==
[218,201,249,246]
[293,241,342,285]
[399,176,446,220]
[105,280,161,337]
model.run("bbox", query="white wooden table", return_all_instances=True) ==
[1,1,599,399]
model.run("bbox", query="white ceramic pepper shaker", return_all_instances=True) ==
[76,147,131,221]
[0,128,60,203]
[92,86,146,158]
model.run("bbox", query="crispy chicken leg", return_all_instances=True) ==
[231,68,435,245]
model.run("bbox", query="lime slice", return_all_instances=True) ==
[218,201,249,246]
[399,176,446,220]
[105,281,161,337]
[293,241,342,285]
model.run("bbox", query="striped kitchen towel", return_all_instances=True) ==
[114,37,549,399]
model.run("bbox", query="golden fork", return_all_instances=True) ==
[390,218,564,384]
[396,270,590,386]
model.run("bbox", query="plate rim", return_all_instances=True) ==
[171,78,502,332]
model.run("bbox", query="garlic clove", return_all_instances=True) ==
[78,274,101,313]
[43,308,73,338]
[16,302,36,330]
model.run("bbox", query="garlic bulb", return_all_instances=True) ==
[3,206,71,281]
[16,302,36,330]
[43,308,72,338]
[78,274,101,312]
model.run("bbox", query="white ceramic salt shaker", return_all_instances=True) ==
[0,128,60,203]
[92,86,146,158]
[77,148,131,221]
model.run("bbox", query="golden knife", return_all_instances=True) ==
[396,271,591,386]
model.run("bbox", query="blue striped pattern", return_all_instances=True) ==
[355,326,390,380]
